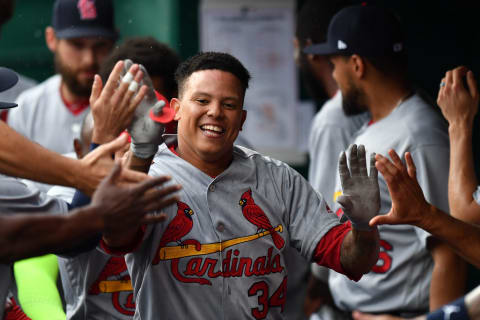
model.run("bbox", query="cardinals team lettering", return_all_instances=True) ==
[153,195,286,285]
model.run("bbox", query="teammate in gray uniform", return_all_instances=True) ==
[304,5,466,316]
[96,52,382,320]
[353,66,480,320]
[8,0,117,154]
[294,2,370,317]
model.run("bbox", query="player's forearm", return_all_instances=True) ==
[448,124,480,223]
[0,206,103,263]
[0,121,80,187]
[428,240,466,310]
[340,227,379,279]
[419,204,480,268]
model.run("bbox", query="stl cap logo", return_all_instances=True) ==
[337,40,347,50]
[393,43,403,52]
[77,0,97,20]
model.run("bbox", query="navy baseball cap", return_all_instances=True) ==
[0,67,19,109]
[303,5,405,57]
[52,0,118,40]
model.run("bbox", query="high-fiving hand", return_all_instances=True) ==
[121,59,175,159]
[337,144,380,230]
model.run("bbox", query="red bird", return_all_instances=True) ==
[152,201,194,264]
[159,201,194,248]
[89,257,129,295]
[239,189,285,250]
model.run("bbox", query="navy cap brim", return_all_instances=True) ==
[0,67,19,109]
[303,42,342,56]
[55,27,118,40]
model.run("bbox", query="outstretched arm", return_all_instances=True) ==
[372,149,480,268]
[0,163,180,264]
[336,145,380,279]
[437,66,480,223]
[0,122,148,196]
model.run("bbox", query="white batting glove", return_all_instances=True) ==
[121,59,175,158]
[336,144,380,231]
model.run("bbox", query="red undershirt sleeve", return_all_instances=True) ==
[312,222,363,282]
[99,226,146,256]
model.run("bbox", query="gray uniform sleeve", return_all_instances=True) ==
[279,166,341,260]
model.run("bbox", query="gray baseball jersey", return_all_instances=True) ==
[308,91,369,285]
[308,91,369,206]
[0,175,67,317]
[8,75,89,154]
[58,250,136,319]
[46,171,136,319]
[235,137,309,320]
[330,93,450,315]
[104,142,343,320]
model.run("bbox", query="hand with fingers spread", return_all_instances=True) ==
[437,66,479,127]
[91,162,181,239]
[90,60,148,144]
[369,150,431,228]
[337,144,380,230]
[122,59,175,159]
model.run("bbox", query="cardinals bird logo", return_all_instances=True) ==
[88,257,135,315]
[239,189,285,250]
[152,201,194,264]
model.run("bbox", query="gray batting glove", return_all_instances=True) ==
[336,144,380,231]
[121,59,174,159]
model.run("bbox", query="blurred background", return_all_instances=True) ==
[1,0,480,293]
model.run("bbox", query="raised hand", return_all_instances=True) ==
[369,149,431,227]
[337,144,380,230]
[90,60,148,144]
[122,59,175,159]
[437,66,479,126]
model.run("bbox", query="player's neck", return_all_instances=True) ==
[366,81,412,122]
[175,142,232,178]
[60,81,89,104]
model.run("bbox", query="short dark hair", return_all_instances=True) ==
[99,37,181,99]
[175,52,250,97]
[295,0,352,48]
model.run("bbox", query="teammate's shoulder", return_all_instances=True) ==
[16,74,60,102]
[400,93,448,144]
[233,146,295,172]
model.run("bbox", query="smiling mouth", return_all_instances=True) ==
[201,124,225,135]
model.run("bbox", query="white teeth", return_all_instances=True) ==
[202,125,223,133]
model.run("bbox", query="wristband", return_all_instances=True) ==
[426,296,470,320]
[130,142,158,159]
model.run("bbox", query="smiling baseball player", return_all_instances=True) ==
[96,52,382,320]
